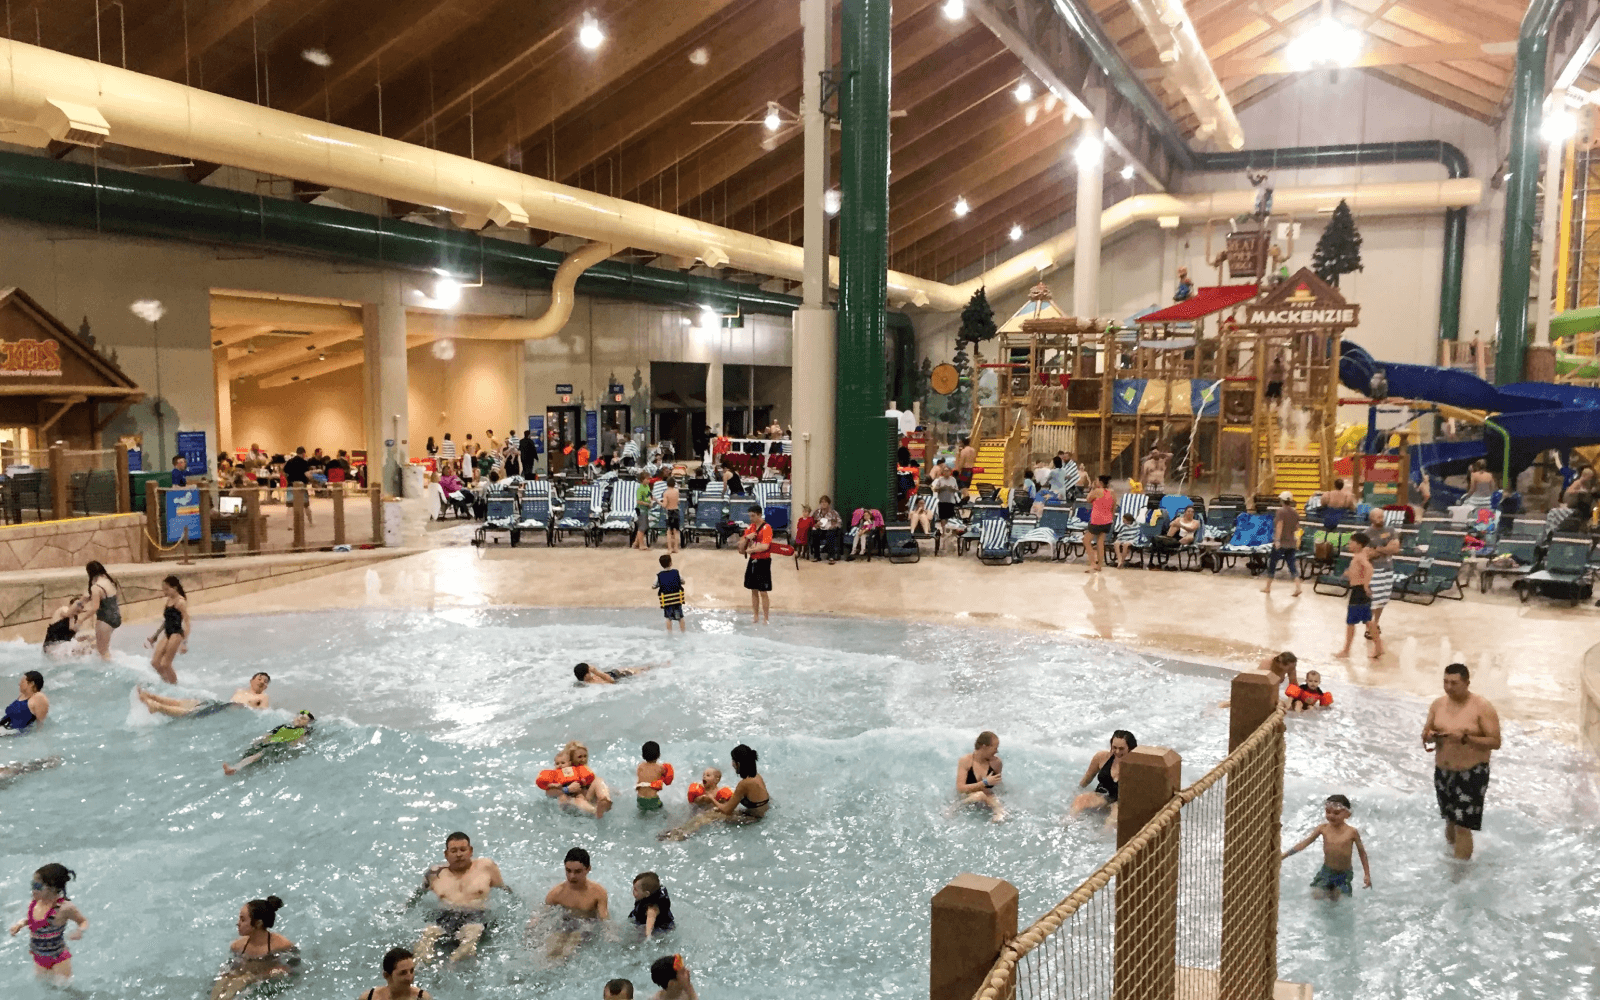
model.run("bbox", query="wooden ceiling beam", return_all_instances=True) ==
[889,120,1076,242]
[640,1,966,218]
[431,1,739,165]
[895,163,1075,265]
[703,41,1020,230]
[129,0,278,82]
[1212,38,1515,79]
[917,178,1085,282]
[543,2,829,186]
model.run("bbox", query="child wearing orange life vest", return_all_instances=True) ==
[635,741,676,813]
[1285,670,1334,713]
[685,767,734,809]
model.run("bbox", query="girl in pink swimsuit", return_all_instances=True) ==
[8,863,86,978]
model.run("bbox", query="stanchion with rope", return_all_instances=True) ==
[144,527,192,564]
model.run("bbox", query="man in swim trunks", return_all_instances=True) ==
[1334,532,1381,658]
[528,847,609,963]
[221,711,314,774]
[411,831,509,964]
[1423,663,1501,861]
[138,672,271,718]
[574,663,656,685]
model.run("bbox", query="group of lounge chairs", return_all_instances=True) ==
[469,476,792,550]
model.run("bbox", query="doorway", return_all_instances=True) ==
[601,404,631,458]
[545,405,582,475]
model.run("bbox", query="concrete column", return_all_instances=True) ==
[363,276,409,497]
[1074,124,1105,320]
[1114,745,1181,1000]
[1220,673,1284,998]
[704,332,724,440]
[792,0,837,517]
[929,873,1018,1000]
[1529,121,1565,381]
[214,353,234,458]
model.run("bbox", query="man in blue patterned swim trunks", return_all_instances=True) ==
[1423,663,1501,861]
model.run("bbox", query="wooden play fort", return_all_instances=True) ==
[967,268,1356,503]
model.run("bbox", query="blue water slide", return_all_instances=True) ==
[1339,341,1600,476]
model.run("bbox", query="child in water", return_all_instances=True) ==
[635,741,675,813]
[1282,794,1372,900]
[629,872,674,939]
[8,863,87,979]
[686,768,728,808]
[1286,670,1331,713]
[654,555,686,634]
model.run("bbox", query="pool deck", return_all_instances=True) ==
[188,542,1600,746]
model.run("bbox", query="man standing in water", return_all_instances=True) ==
[411,831,510,963]
[1423,664,1501,860]
[528,847,609,963]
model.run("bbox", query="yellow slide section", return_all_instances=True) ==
[971,439,1008,490]
[1273,454,1321,509]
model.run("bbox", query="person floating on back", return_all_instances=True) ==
[1282,794,1371,900]
[222,711,315,775]
[654,555,686,635]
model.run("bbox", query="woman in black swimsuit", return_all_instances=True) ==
[659,743,769,841]
[358,947,430,1000]
[1072,730,1138,821]
[955,730,1005,822]
[145,576,190,685]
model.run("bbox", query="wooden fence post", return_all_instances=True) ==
[370,485,383,544]
[332,487,346,546]
[243,488,262,553]
[930,874,1018,1000]
[48,443,68,520]
[292,487,306,549]
[114,443,131,513]
[199,483,213,558]
[1114,746,1182,1000]
[144,481,161,560]
[1220,674,1284,999]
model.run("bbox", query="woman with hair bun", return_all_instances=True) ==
[659,744,769,841]
[211,895,298,1000]
[8,862,86,979]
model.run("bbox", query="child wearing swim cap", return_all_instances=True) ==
[1282,794,1372,900]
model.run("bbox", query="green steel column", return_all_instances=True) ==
[836,0,894,514]
[1439,208,1465,341]
[1496,0,1566,382]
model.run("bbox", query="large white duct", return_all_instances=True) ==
[0,39,1480,315]
[1123,0,1244,151]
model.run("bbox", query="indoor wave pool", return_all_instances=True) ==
[1,607,1596,998]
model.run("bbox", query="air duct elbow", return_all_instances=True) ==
[40,98,108,147]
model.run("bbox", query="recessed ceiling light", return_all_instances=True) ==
[764,103,782,132]
[1013,81,1033,103]
[1074,134,1104,169]
[942,0,965,20]
[1009,224,1023,241]
[824,189,841,215]
[1120,164,1136,180]
[688,47,709,66]
[954,197,970,217]
[578,15,604,51]
[301,48,331,68]
[1285,17,1362,70]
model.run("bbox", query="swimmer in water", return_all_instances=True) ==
[629,872,674,940]
[686,767,725,808]
[574,662,658,685]
[0,757,61,783]
[143,575,190,684]
[8,863,86,980]
[221,711,314,775]
[955,731,1005,822]
[210,896,298,1000]
[635,741,674,813]
[648,954,698,1000]
[139,672,271,718]
[527,847,610,964]
[41,596,93,658]
[1282,794,1372,899]
[1072,730,1137,825]
[659,744,768,841]
[358,947,431,1000]
[544,742,613,817]
[410,831,510,964]
[1,671,49,734]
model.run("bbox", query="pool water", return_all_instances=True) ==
[0,608,1595,999]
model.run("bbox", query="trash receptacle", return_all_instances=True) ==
[382,498,403,547]
[402,464,426,499]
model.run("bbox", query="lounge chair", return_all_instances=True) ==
[908,492,938,538]
[1478,536,1538,593]
[977,514,1014,565]
[958,505,1008,557]
[1394,531,1466,604]
[1514,536,1596,605]
[595,480,639,545]
[721,498,763,548]
[884,524,921,563]
[1208,512,1275,574]
[1012,504,1077,561]
[684,496,726,547]
[471,495,519,548]
[845,508,886,560]
[1312,553,1354,596]
[516,481,553,546]
[552,485,596,545]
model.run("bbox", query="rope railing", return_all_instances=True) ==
[971,706,1287,1000]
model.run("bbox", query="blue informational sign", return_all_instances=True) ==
[585,410,598,447]
[176,430,208,474]
[164,487,202,543]
[127,449,142,472]
[528,415,545,456]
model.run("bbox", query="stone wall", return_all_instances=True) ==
[0,513,146,571]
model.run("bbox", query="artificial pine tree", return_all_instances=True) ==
[1311,199,1363,287]
[959,286,998,347]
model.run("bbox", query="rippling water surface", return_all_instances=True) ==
[0,607,1594,998]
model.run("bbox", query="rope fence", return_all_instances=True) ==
[144,482,387,561]
[969,704,1287,1000]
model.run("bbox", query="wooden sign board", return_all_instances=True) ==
[1225,231,1269,279]
[1239,267,1360,328]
